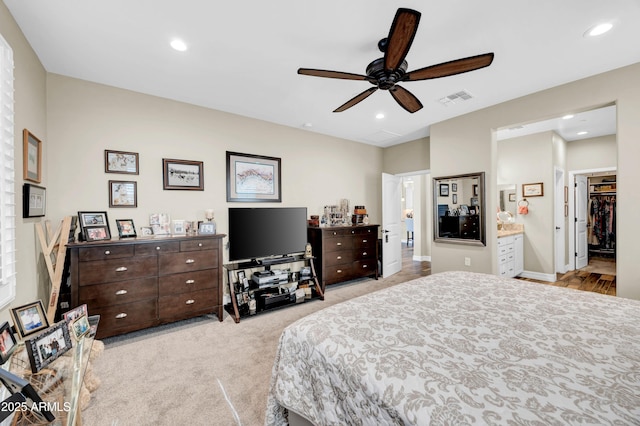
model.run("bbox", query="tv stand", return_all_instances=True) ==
[224,254,324,323]
[260,255,296,266]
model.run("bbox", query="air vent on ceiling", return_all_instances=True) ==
[362,130,402,145]
[438,90,474,106]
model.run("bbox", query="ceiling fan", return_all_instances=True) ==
[298,8,494,113]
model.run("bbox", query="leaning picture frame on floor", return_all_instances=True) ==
[25,321,72,373]
[10,300,49,339]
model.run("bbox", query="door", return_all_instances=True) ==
[575,174,588,269]
[382,173,402,278]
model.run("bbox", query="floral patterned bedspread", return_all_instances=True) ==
[265,271,640,425]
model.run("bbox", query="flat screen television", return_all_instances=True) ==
[228,207,308,263]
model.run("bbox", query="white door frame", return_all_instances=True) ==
[554,167,566,273]
[567,167,616,270]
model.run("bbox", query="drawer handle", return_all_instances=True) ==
[351,230,355,234]
[186,279,195,284]
[104,250,111,255]
[362,239,368,243]
[156,246,161,251]
[198,243,203,247]
[332,232,337,235]
[115,266,128,272]
[363,252,368,256]
[362,265,368,268]
[185,299,195,305]
[186,259,195,264]
[336,242,342,246]
[337,269,342,273]
[115,289,128,295]
[337,256,342,260]
[115,313,127,319]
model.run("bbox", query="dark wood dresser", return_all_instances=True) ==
[67,234,225,339]
[307,225,379,287]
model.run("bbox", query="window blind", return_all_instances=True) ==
[0,34,16,308]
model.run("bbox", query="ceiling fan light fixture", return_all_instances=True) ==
[584,22,613,37]
[170,39,188,51]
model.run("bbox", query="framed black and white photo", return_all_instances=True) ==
[10,300,49,339]
[163,158,204,190]
[139,226,154,237]
[226,151,281,202]
[22,183,46,218]
[116,219,137,238]
[0,321,17,364]
[439,183,449,197]
[25,321,72,373]
[105,150,139,174]
[109,180,137,207]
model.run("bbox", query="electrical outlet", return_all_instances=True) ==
[464,257,471,266]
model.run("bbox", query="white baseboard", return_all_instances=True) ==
[518,270,557,282]
[413,255,430,262]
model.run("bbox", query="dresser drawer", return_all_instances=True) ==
[92,298,157,337]
[158,288,216,320]
[159,250,218,275]
[353,246,376,260]
[135,241,179,256]
[325,265,353,283]
[180,239,218,252]
[79,244,134,261]
[353,259,377,275]
[158,269,217,296]
[79,256,158,285]
[324,251,353,267]
[324,237,353,253]
[79,277,157,307]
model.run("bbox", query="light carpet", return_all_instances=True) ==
[82,271,419,426]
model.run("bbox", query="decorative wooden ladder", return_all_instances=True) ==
[35,216,73,324]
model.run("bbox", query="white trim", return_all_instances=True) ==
[567,166,617,271]
[519,270,557,282]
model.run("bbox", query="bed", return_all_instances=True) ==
[265,271,640,425]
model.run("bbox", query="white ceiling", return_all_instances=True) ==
[4,0,638,147]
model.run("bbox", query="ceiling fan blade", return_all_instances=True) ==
[334,87,378,112]
[298,68,371,81]
[389,85,423,113]
[384,8,421,72]
[404,53,495,81]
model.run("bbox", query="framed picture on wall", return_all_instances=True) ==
[23,129,42,183]
[163,158,204,190]
[105,150,139,174]
[226,151,281,202]
[22,184,46,218]
[523,182,544,197]
[109,180,137,207]
[439,184,449,196]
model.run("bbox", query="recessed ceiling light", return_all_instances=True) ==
[562,114,574,120]
[577,131,589,136]
[584,22,613,37]
[376,113,385,119]
[170,39,188,52]
[302,122,313,128]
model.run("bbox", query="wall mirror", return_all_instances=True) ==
[433,172,486,246]
[497,184,517,217]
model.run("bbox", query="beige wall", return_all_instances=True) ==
[45,73,384,262]
[0,3,48,324]
[431,62,640,299]
[567,134,616,171]
[382,137,429,175]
